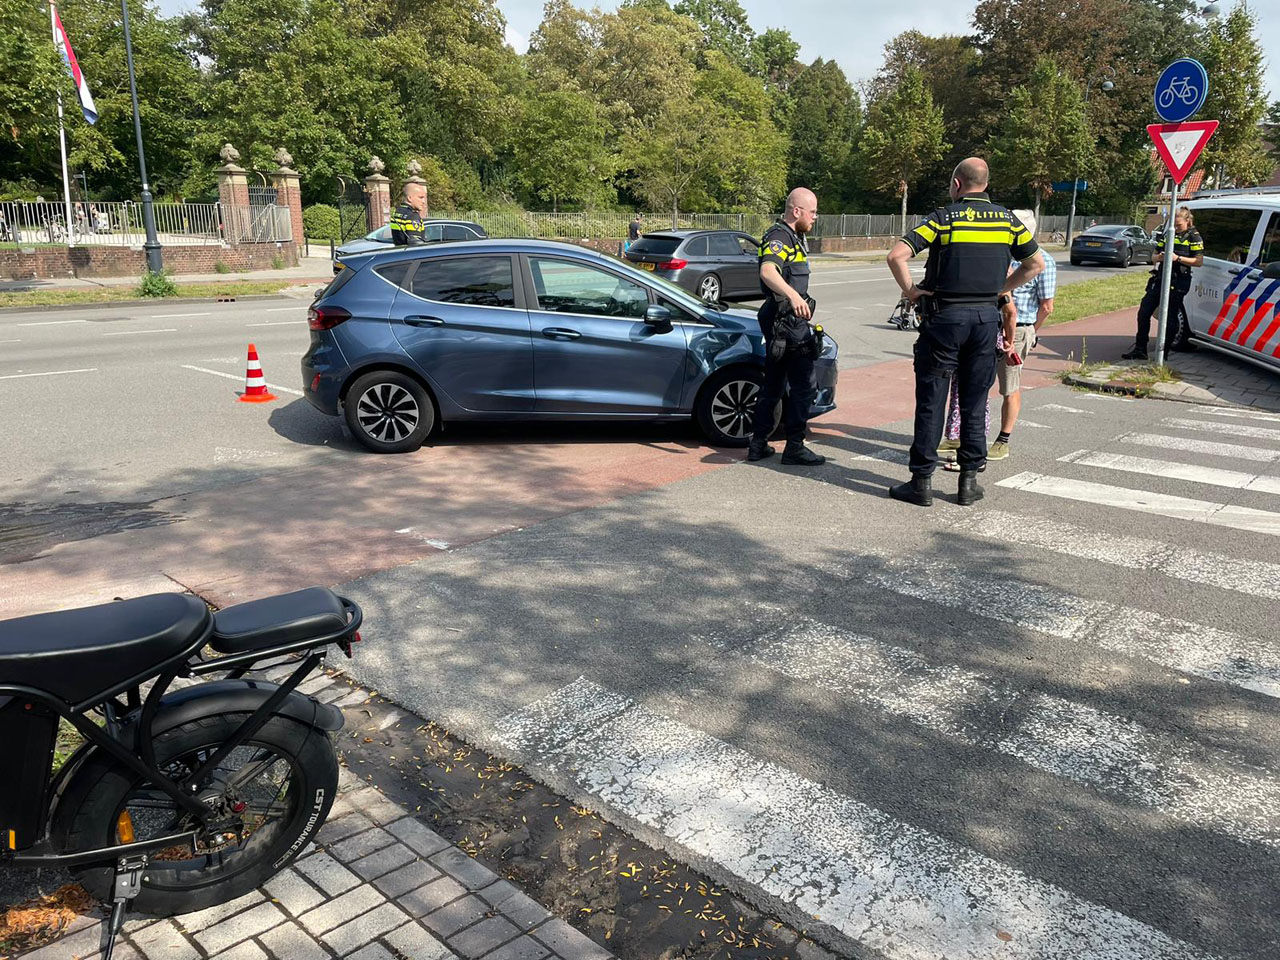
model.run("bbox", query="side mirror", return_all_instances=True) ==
[313,287,327,301]
[644,304,674,328]
[1262,261,1280,280]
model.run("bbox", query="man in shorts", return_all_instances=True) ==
[988,209,1055,461]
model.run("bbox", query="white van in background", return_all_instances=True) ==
[1183,194,1280,373]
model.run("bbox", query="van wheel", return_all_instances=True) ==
[695,367,779,447]
[344,370,435,453]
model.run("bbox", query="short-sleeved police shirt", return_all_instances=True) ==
[390,203,425,245]
[757,220,810,315]
[902,193,1038,302]
[1152,227,1204,289]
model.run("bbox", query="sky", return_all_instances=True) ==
[155,0,1278,101]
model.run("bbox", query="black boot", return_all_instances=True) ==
[1121,344,1149,361]
[780,442,825,466]
[889,473,933,506]
[746,439,775,461]
[957,469,985,506]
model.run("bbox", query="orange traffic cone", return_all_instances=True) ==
[239,343,277,403]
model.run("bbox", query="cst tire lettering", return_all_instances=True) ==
[274,788,326,869]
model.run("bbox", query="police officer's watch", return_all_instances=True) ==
[998,294,1012,307]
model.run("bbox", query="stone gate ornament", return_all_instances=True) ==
[274,147,294,168]
[368,156,386,174]
[219,143,241,164]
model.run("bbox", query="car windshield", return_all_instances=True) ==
[629,236,681,256]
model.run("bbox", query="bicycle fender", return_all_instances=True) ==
[142,679,345,745]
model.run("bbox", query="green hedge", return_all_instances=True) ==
[303,203,370,243]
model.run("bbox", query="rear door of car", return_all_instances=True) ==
[1186,204,1268,352]
[521,254,688,413]
[388,254,535,411]
[705,232,754,297]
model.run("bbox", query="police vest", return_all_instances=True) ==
[903,194,1038,302]
[390,204,426,245]
[1154,227,1204,289]
[757,220,810,317]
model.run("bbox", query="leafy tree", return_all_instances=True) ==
[673,0,754,68]
[1198,3,1271,187]
[788,59,860,209]
[858,68,948,221]
[695,51,786,209]
[624,97,729,223]
[512,90,614,210]
[1266,101,1280,169]
[989,57,1090,222]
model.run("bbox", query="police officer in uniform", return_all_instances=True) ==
[390,182,429,245]
[1122,205,1204,360]
[886,158,1044,507]
[747,187,825,467]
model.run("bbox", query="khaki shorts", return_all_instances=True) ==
[997,325,1035,396]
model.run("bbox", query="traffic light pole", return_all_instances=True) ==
[121,0,162,273]
[1152,180,1178,369]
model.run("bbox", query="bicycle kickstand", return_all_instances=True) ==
[102,853,148,960]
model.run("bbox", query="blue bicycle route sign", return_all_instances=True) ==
[1154,58,1208,123]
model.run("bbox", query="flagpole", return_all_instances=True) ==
[51,3,75,248]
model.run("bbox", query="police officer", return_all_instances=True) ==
[886,157,1044,507]
[747,187,825,467]
[390,182,429,245]
[1122,205,1204,360]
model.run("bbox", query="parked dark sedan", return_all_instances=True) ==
[332,219,488,273]
[1069,224,1155,267]
[623,230,763,302]
[304,239,837,453]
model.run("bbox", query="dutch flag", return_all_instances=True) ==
[51,4,97,125]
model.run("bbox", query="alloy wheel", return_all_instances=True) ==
[710,378,759,440]
[355,383,420,444]
[698,275,722,301]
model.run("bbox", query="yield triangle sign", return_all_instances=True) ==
[1148,121,1218,185]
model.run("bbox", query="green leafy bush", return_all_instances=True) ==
[271,254,285,270]
[213,260,231,274]
[138,269,177,298]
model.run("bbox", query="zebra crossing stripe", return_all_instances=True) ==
[948,509,1280,601]
[998,471,1280,539]
[1188,406,1280,424]
[1163,417,1280,443]
[495,678,1219,960]
[1059,449,1280,495]
[1037,403,1091,414]
[1119,432,1280,463]
[744,620,1279,848]
[849,551,1280,698]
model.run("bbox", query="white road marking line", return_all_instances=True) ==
[0,367,97,381]
[1119,432,1280,463]
[1018,419,1051,428]
[496,679,1218,960]
[151,312,212,319]
[746,619,1280,848]
[179,364,304,396]
[1164,416,1280,442]
[213,447,283,464]
[848,551,1280,698]
[246,320,298,326]
[998,471,1280,539]
[809,277,901,286]
[1038,402,1091,414]
[849,447,909,465]
[1062,449,1280,494]
[950,509,1280,601]
[1077,393,1135,403]
[102,328,178,337]
[1188,405,1280,423]
[264,306,300,312]
[15,318,86,326]
[0,339,22,343]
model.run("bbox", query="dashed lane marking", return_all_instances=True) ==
[179,364,304,396]
[0,367,97,381]
[103,328,178,337]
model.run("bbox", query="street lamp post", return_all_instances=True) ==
[121,0,162,272]
[1065,71,1115,250]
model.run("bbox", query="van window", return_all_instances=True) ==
[1258,214,1280,270]
[1194,208,1262,264]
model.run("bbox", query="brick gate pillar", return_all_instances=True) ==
[270,148,304,259]
[364,156,391,231]
[215,143,250,243]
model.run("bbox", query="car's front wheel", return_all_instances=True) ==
[695,367,779,447]
[344,370,436,453]
[697,273,722,302]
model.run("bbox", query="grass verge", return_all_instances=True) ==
[0,279,299,309]
[1045,271,1148,327]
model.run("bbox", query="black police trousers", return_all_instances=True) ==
[751,347,816,445]
[1134,274,1188,351]
[909,302,999,476]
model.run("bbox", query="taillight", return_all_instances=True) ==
[656,258,688,270]
[308,304,351,330]
[1115,240,1126,249]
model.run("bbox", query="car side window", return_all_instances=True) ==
[1194,208,1262,264]
[707,233,740,257]
[685,236,708,256]
[374,262,412,290]
[409,256,516,307]
[422,224,443,243]
[529,258,650,319]
[738,236,758,256]
[1258,214,1280,269]
[442,225,470,241]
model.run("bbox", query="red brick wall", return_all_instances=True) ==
[0,243,299,281]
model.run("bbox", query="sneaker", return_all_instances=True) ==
[987,439,1010,461]
[1121,346,1149,361]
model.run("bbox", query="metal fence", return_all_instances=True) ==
[0,200,290,247]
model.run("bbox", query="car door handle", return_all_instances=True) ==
[405,316,443,327]
[541,327,581,341]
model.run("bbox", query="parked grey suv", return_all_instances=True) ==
[623,230,763,302]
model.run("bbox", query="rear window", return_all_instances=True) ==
[374,261,412,289]
[629,236,681,256]
[685,236,709,256]
[1194,207,1262,263]
[707,233,741,256]
[442,224,474,241]
[409,256,516,307]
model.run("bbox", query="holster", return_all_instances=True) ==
[768,296,818,361]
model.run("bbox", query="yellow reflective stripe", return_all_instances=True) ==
[1189,241,1204,251]
[946,227,1016,245]
[1013,227,1032,244]
[913,222,940,244]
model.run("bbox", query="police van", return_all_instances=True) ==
[1182,192,1280,373]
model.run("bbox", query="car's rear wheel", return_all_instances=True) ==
[695,367,780,447]
[1122,247,1133,267]
[1070,256,1081,266]
[344,370,436,454]
[697,273,722,302]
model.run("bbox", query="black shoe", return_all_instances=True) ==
[957,470,985,506]
[746,441,775,462]
[889,474,933,506]
[1121,345,1149,361]
[780,443,825,466]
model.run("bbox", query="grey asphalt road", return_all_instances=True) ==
[3,258,1275,959]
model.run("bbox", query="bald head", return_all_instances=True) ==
[783,187,818,234]
[404,182,427,214]
[951,158,989,199]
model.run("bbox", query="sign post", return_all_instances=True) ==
[1149,59,1211,368]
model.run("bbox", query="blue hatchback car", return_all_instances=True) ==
[303,239,838,453]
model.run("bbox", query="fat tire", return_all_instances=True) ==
[344,369,435,454]
[52,712,338,917]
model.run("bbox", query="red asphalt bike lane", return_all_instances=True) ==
[0,309,1140,619]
